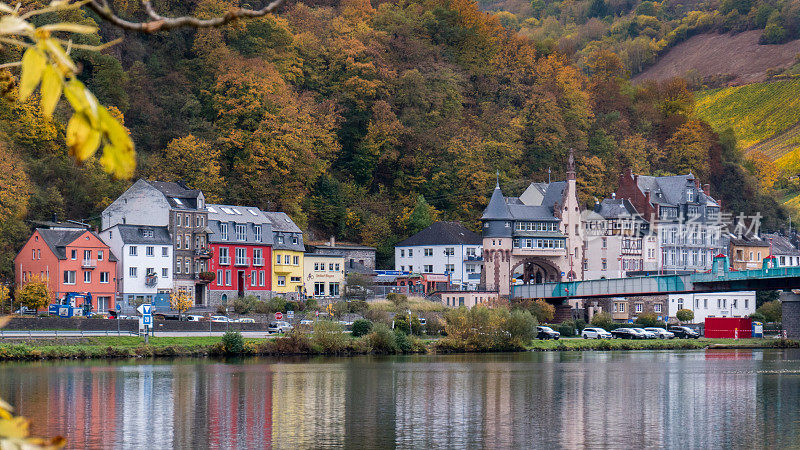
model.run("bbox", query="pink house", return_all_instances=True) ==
[15,228,118,312]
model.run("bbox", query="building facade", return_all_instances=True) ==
[99,224,173,308]
[394,222,483,290]
[303,254,345,299]
[102,179,211,305]
[583,199,658,280]
[15,228,118,311]
[615,170,724,273]
[206,204,273,306]
[440,290,499,308]
[668,291,756,323]
[262,212,304,298]
[762,233,800,267]
[308,238,377,271]
[482,151,584,296]
[728,236,771,271]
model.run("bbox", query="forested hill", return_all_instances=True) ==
[0,0,786,274]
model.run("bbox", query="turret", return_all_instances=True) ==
[481,182,513,238]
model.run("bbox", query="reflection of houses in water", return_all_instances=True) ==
[118,365,176,448]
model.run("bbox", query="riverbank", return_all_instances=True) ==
[0,335,796,361]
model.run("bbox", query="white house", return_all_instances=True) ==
[100,224,173,307]
[668,291,756,323]
[394,222,483,290]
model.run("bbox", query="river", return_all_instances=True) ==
[1,349,799,449]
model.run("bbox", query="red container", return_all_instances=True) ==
[705,317,752,338]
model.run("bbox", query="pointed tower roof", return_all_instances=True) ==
[482,184,513,220]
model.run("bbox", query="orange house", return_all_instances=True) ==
[15,228,118,312]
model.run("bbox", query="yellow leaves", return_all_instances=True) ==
[39,64,62,117]
[0,394,66,448]
[66,112,99,160]
[18,48,45,101]
[0,416,29,439]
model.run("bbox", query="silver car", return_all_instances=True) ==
[644,327,675,339]
[268,321,294,333]
[582,327,612,339]
[632,328,657,339]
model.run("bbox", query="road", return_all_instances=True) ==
[0,330,275,338]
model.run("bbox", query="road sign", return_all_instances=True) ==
[137,304,152,316]
[275,312,283,321]
[116,304,121,312]
[142,315,153,326]
[287,310,294,319]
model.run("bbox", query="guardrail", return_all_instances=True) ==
[0,329,139,338]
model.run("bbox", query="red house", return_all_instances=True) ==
[15,228,118,312]
[206,205,273,306]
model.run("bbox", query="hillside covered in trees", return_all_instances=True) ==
[0,0,787,274]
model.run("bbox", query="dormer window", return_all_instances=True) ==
[686,188,694,202]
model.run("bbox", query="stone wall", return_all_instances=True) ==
[2,317,271,332]
[780,292,800,340]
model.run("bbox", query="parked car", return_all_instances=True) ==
[237,318,255,324]
[186,315,205,322]
[537,326,560,340]
[268,321,294,333]
[669,326,700,339]
[299,319,314,325]
[611,328,644,339]
[644,327,675,339]
[632,328,657,339]
[210,315,231,323]
[418,318,427,325]
[581,327,612,339]
[90,312,111,319]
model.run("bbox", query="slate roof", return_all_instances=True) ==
[206,204,274,245]
[396,222,482,247]
[482,183,559,221]
[481,185,513,220]
[761,233,800,256]
[593,199,640,219]
[114,224,172,245]
[634,174,719,207]
[261,212,301,233]
[38,228,117,261]
[147,180,202,209]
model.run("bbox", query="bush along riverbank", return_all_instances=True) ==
[0,310,797,361]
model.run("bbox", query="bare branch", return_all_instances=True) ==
[0,61,21,69]
[85,0,285,33]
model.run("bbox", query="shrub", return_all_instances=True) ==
[394,313,411,335]
[368,323,398,353]
[387,292,408,307]
[749,312,766,323]
[285,301,299,312]
[304,298,318,311]
[222,331,244,354]
[756,300,782,323]
[574,318,587,333]
[394,329,412,352]
[505,309,538,345]
[421,313,445,336]
[558,321,576,337]
[347,299,369,314]
[676,309,694,323]
[634,313,665,328]
[351,319,373,337]
[265,297,287,313]
[440,306,535,351]
[216,305,227,315]
[312,320,347,353]
[590,312,614,330]
[233,295,258,314]
[271,330,312,354]
[511,298,555,323]
[365,308,390,325]
[410,316,423,336]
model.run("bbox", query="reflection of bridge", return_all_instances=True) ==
[512,256,800,339]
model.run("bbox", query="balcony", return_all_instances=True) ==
[195,247,213,259]
[81,259,97,269]
[219,257,231,265]
[464,255,483,261]
[253,258,264,267]
[234,257,250,267]
[512,247,566,257]
[145,274,158,287]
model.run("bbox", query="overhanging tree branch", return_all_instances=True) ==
[85,0,285,33]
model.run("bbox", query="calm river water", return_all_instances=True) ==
[1,349,800,449]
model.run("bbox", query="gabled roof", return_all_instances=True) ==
[146,180,203,210]
[37,229,117,261]
[634,174,719,207]
[206,204,275,245]
[540,181,567,210]
[113,225,172,245]
[762,233,800,256]
[261,211,301,233]
[482,185,513,220]
[593,199,641,219]
[396,222,482,247]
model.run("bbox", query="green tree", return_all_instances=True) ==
[406,195,436,236]
[676,309,695,323]
[756,300,782,323]
[590,312,614,330]
[351,319,373,337]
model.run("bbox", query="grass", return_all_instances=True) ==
[368,297,447,313]
[525,337,796,351]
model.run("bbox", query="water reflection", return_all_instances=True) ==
[1,350,799,448]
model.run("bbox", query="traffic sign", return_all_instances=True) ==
[275,312,283,320]
[116,304,121,312]
[142,315,153,326]
[137,304,152,316]
[287,310,294,319]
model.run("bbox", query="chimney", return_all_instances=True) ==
[645,190,651,204]
[694,178,700,189]
[633,174,638,184]
[329,236,335,247]
[703,183,710,196]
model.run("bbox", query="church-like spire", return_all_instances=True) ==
[566,148,576,181]
[481,181,512,220]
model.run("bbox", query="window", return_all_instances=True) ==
[220,223,228,240]
[63,270,76,284]
[235,248,247,265]
[335,263,340,271]
[196,215,201,227]
[185,234,191,249]
[71,249,77,260]
[100,272,109,283]
[184,214,191,227]
[176,235,182,249]
[217,269,223,285]
[259,271,265,287]
[84,250,91,261]
[408,265,413,272]
[466,247,476,257]
[146,246,154,257]
[275,253,281,264]
[176,213,182,226]
[745,299,749,309]
[236,224,246,241]
[292,236,298,245]
[225,270,231,286]
[314,282,325,296]
[732,299,737,309]
[602,237,607,249]
[254,225,262,242]
[129,246,137,256]
[704,299,708,309]
[284,255,290,265]
[176,259,182,273]
[329,263,334,271]
[618,302,625,313]
[253,248,263,266]
[84,271,91,283]
[276,235,284,244]
[329,282,340,297]
[445,264,454,272]
[290,276,301,283]
[424,248,433,256]
[219,247,230,265]
[601,259,607,270]
[98,250,103,261]
[654,303,662,313]
[314,263,323,272]
[408,249,413,257]
[251,271,256,286]
[400,249,405,257]
[129,267,138,278]
[423,265,433,273]
[635,303,643,313]
[677,298,684,310]
[162,247,169,257]
[161,268,168,278]
[444,247,454,256]
[277,276,286,286]
[293,255,299,265]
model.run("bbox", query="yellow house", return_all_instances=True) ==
[304,254,345,299]
[262,212,305,297]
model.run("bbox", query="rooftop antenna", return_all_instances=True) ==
[548,167,551,183]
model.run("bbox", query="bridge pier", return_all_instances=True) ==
[779,292,800,340]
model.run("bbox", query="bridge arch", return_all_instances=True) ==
[511,258,562,285]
